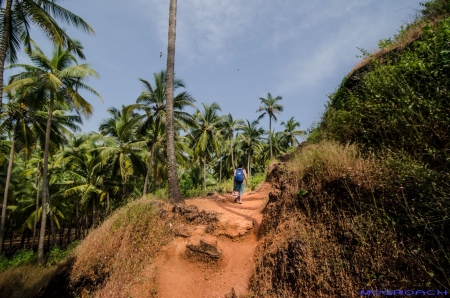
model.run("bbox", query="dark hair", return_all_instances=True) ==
[238,163,243,168]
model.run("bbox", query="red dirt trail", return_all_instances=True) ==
[131,183,271,298]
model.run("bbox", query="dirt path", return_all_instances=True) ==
[144,183,271,298]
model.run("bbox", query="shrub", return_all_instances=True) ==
[0,249,37,273]
[318,17,450,171]
[70,199,172,297]
[251,141,450,296]
[45,241,79,267]
[248,173,266,191]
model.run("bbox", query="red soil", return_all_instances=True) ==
[130,183,271,298]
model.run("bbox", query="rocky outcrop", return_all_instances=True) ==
[172,204,220,224]
[214,218,253,239]
[186,235,221,261]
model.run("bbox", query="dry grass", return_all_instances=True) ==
[70,199,173,297]
[251,141,430,297]
[288,141,374,180]
[0,263,58,298]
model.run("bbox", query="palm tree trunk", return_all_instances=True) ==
[106,192,110,216]
[20,230,26,249]
[230,134,235,170]
[66,215,72,245]
[48,185,56,247]
[0,137,15,255]
[165,0,183,203]
[9,228,14,249]
[269,117,272,159]
[92,199,96,227]
[84,210,88,237]
[143,141,156,197]
[32,163,41,250]
[59,223,64,247]
[203,155,207,190]
[46,228,50,250]
[0,0,13,111]
[247,150,251,178]
[81,211,87,238]
[219,155,222,184]
[152,161,157,194]
[250,154,252,177]
[75,200,79,239]
[38,93,54,264]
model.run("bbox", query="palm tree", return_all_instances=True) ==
[220,113,245,170]
[190,103,224,190]
[148,130,192,194]
[256,93,284,159]
[0,0,94,110]
[140,116,159,197]
[281,117,306,147]
[96,105,147,198]
[53,134,106,232]
[0,154,37,249]
[239,120,265,177]
[165,0,183,203]
[135,71,195,196]
[10,101,80,250]
[270,131,288,157]
[4,41,100,264]
[0,97,35,254]
[24,152,42,249]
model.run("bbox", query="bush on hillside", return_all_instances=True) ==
[318,16,450,171]
[421,0,450,19]
[250,142,450,297]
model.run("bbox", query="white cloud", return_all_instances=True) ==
[271,0,417,96]
[132,0,378,66]
[133,0,260,64]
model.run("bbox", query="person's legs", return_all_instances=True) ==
[233,181,242,203]
[238,182,245,204]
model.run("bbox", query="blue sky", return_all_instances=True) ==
[5,0,423,134]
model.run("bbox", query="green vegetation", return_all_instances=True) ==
[0,41,301,263]
[0,249,36,272]
[0,240,80,273]
[0,58,298,256]
[0,240,79,298]
[4,0,448,296]
[272,0,450,292]
[251,140,450,296]
[319,16,450,170]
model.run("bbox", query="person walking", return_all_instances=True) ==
[233,163,248,204]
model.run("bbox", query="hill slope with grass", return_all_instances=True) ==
[249,1,450,296]
[250,142,449,296]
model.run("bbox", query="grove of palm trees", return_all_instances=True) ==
[1,0,450,297]
[0,0,305,263]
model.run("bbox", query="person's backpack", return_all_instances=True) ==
[234,168,244,182]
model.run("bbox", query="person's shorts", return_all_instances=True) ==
[233,181,245,194]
